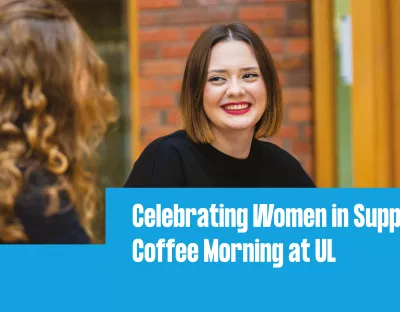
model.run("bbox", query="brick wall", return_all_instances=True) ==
[138,0,313,177]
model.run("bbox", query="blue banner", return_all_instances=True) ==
[1,188,400,311]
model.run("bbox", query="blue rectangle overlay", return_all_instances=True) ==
[1,188,400,311]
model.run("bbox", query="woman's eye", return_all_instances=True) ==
[243,73,259,79]
[209,76,225,82]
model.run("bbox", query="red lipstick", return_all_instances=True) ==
[221,102,251,115]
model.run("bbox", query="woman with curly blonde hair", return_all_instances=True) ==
[0,0,119,243]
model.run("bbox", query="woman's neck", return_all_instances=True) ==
[210,127,254,159]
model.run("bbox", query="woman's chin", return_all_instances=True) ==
[218,124,256,133]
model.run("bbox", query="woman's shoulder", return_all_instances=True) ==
[144,130,191,152]
[257,140,300,164]
[124,130,190,187]
[137,130,192,163]
[256,140,315,187]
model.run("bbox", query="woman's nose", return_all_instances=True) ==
[226,79,244,97]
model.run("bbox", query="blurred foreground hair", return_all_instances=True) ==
[0,0,119,242]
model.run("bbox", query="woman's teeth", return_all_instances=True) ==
[223,104,250,110]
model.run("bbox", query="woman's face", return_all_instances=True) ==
[203,40,267,136]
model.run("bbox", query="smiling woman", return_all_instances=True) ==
[124,23,315,188]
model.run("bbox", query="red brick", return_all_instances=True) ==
[263,22,309,37]
[264,39,284,54]
[161,43,193,58]
[183,26,208,40]
[277,125,298,138]
[292,140,311,154]
[140,79,157,92]
[239,6,285,21]
[303,125,312,138]
[181,0,198,6]
[140,78,182,92]
[139,0,181,9]
[142,125,179,146]
[140,109,161,124]
[277,72,286,86]
[246,23,262,35]
[166,109,181,125]
[286,21,309,36]
[287,38,310,54]
[198,0,220,4]
[190,0,238,4]
[139,14,158,26]
[141,94,175,108]
[140,44,159,59]
[283,88,311,104]
[287,3,309,20]
[288,106,311,122]
[262,24,283,37]
[246,0,281,2]
[274,56,303,70]
[139,28,181,42]
[168,80,182,92]
[142,60,184,76]
[285,69,311,87]
[160,8,234,25]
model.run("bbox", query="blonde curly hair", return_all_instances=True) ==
[0,0,119,242]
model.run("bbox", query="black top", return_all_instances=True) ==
[124,130,315,188]
[9,168,91,244]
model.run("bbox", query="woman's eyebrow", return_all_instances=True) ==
[242,66,259,71]
[208,66,260,74]
[208,69,227,73]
